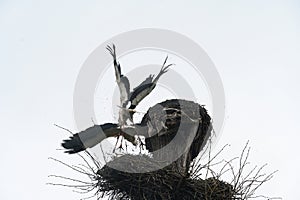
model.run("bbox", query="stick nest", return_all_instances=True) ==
[96,154,234,200]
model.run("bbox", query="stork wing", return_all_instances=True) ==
[61,123,141,154]
[106,44,130,103]
[62,123,119,154]
[129,83,153,109]
[132,74,154,91]
[128,74,154,109]
[128,56,172,110]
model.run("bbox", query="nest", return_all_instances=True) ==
[49,141,278,200]
[96,154,234,200]
[50,100,278,200]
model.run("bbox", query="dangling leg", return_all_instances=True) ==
[117,136,124,151]
[113,133,121,153]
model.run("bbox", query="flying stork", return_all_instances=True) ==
[61,45,172,154]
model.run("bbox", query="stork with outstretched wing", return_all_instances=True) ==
[61,44,172,154]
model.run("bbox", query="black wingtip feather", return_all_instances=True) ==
[61,134,85,154]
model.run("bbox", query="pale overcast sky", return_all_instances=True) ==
[0,1,299,199]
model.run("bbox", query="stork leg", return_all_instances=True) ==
[137,136,145,152]
[113,134,121,153]
[117,136,124,151]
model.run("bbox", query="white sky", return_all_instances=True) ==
[0,0,299,199]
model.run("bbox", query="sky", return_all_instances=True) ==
[0,0,299,199]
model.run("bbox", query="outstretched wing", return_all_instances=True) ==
[129,56,172,110]
[132,74,154,91]
[62,123,118,154]
[61,123,140,154]
[106,44,130,103]
[129,83,153,109]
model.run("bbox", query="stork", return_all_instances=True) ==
[61,44,172,153]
